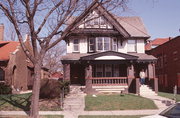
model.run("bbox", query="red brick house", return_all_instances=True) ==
[146,36,180,93]
[61,1,158,94]
[145,38,171,51]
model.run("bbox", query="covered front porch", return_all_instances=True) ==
[62,51,158,94]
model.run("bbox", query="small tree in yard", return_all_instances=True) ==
[0,0,128,117]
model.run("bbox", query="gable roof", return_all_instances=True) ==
[62,51,156,62]
[0,41,19,61]
[80,51,138,60]
[115,16,150,38]
[145,37,171,50]
[65,1,149,39]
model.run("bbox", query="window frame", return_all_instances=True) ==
[127,39,137,52]
[73,39,79,52]
[96,37,111,52]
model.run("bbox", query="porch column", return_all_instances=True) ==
[85,64,93,94]
[127,64,137,93]
[148,63,155,79]
[63,64,70,81]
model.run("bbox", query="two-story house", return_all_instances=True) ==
[61,1,158,94]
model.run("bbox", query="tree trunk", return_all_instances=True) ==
[30,60,42,118]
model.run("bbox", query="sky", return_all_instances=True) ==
[1,0,180,40]
[120,0,180,40]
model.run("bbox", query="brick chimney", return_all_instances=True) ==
[0,24,4,41]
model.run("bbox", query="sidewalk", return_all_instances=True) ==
[0,86,174,118]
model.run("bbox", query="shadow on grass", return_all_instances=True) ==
[0,93,31,112]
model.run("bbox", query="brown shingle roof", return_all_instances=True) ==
[114,16,150,38]
[0,41,19,61]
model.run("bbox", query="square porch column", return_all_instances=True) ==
[63,64,70,81]
[85,64,95,94]
[127,64,138,93]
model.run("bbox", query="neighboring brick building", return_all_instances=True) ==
[0,24,49,91]
[145,37,171,51]
[147,36,180,93]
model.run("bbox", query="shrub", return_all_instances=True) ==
[40,79,70,99]
[0,82,12,94]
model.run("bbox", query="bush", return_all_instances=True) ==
[40,79,70,99]
[0,82,12,94]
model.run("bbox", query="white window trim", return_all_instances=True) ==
[127,39,137,52]
[96,37,111,52]
[73,39,79,52]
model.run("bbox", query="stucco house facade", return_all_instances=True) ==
[61,1,158,94]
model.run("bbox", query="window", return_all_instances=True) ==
[73,39,79,52]
[113,65,119,77]
[96,37,110,51]
[89,38,95,52]
[105,64,112,77]
[127,40,136,52]
[112,38,118,51]
[96,64,103,77]
[0,68,5,81]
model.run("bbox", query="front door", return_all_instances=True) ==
[70,64,85,85]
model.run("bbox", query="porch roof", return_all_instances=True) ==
[61,51,157,62]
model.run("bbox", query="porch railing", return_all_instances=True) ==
[90,77,128,86]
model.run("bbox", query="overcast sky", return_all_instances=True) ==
[121,0,180,40]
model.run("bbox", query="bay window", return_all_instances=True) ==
[112,38,118,51]
[96,37,110,51]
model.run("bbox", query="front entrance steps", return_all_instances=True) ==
[140,85,157,96]
[92,85,128,94]
[63,85,85,111]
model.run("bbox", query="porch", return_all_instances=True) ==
[62,51,158,94]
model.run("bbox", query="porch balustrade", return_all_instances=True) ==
[90,77,128,86]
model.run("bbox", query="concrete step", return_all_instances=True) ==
[92,86,128,88]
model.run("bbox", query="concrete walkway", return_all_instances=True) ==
[0,86,175,118]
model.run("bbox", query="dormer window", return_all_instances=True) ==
[73,39,79,52]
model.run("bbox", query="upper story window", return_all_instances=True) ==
[73,39,79,52]
[88,38,95,52]
[112,38,118,51]
[97,37,110,51]
[127,39,136,52]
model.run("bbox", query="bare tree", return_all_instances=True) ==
[43,40,66,73]
[0,0,128,117]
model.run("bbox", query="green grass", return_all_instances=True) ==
[0,115,64,118]
[158,92,180,102]
[0,93,62,111]
[85,94,157,111]
[0,93,31,111]
[79,115,145,118]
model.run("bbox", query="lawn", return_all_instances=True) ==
[158,92,180,102]
[79,115,145,118]
[0,93,62,111]
[0,115,64,118]
[85,94,157,111]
